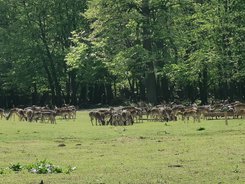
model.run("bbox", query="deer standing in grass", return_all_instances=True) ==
[0,108,5,119]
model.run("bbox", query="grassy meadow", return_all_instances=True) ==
[0,111,244,184]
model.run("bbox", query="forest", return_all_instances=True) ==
[0,0,244,107]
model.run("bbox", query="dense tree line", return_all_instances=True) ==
[0,0,244,107]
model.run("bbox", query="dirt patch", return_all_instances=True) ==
[158,149,165,152]
[54,136,79,143]
[58,143,66,147]
[114,136,138,143]
[157,131,170,135]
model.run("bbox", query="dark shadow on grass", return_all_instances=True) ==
[168,164,183,168]
[197,127,205,131]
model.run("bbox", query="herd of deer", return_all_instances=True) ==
[0,105,76,124]
[89,101,245,126]
[1,101,244,126]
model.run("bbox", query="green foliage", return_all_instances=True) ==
[9,163,23,172]
[26,159,57,174]
[65,165,77,174]
[0,0,244,105]
[0,168,5,175]
[233,165,240,174]
[8,160,76,174]
[0,0,89,105]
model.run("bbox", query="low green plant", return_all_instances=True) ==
[233,165,240,173]
[65,166,77,174]
[7,160,76,175]
[26,159,62,174]
[26,159,74,174]
[9,163,23,172]
[0,168,5,174]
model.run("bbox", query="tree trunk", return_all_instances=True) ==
[142,0,157,104]
[106,84,113,104]
[139,79,146,101]
[199,64,208,105]
[161,77,170,103]
[41,57,56,105]
[70,71,78,105]
[31,83,38,105]
[38,15,63,106]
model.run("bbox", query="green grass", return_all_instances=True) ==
[0,112,244,184]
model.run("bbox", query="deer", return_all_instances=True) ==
[171,105,185,120]
[89,111,106,126]
[236,109,245,119]
[54,106,73,119]
[121,110,134,126]
[0,108,5,119]
[182,109,199,123]
[158,107,171,122]
[122,107,142,123]
[25,109,34,122]
[196,105,211,121]
[6,108,26,121]
[110,113,123,126]
[148,107,161,120]
[233,103,245,118]
[30,111,43,122]
[61,104,77,119]
[40,110,56,124]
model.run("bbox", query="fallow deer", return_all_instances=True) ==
[0,108,5,119]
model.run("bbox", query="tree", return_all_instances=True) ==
[0,0,88,106]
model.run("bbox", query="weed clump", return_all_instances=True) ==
[0,168,5,174]
[26,160,63,174]
[9,163,23,172]
[27,160,76,174]
[6,160,76,174]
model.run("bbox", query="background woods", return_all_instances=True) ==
[0,0,244,107]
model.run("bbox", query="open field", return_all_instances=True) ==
[0,111,244,184]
